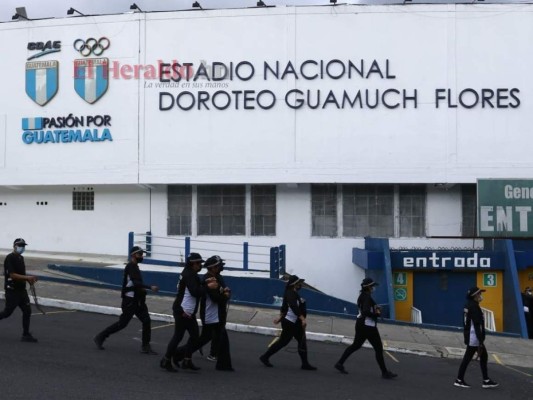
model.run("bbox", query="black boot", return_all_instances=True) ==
[259,354,273,367]
[382,370,398,379]
[182,359,201,371]
[93,335,104,350]
[160,357,177,372]
[334,363,348,374]
[301,363,317,371]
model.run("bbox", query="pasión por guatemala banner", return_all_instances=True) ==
[155,59,521,112]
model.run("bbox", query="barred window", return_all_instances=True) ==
[399,185,426,237]
[311,184,338,237]
[198,185,245,235]
[167,185,192,236]
[461,184,477,237]
[251,185,276,236]
[343,184,394,237]
[72,188,94,211]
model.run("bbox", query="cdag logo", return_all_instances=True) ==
[73,37,110,104]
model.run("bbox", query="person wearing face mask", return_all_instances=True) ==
[0,238,38,342]
[454,286,499,389]
[93,246,159,354]
[160,252,219,372]
[334,277,397,379]
[259,275,317,370]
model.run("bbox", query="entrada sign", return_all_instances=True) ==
[390,251,505,270]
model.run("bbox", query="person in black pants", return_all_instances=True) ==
[94,246,159,354]
[454,286,499,389]
[259,275,317,371]
[0,238,38,342]
[173,255,234,371]
[334,277,396,379]
[160,252,219,372]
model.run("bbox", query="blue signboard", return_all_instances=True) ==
[390,250,505,270]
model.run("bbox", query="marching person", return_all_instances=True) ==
[0,238,38,342]
[160,252,219,372]
[93,246,159,354]
[454,286,499,389]
[259,275,317,370]
[173,255,234,371]
[334,277,397,379]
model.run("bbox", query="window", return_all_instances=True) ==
[461,184,477,237]
[399,185,426,237]
[311,184,338,237]
[198,185,245,235]
[343,184,394,237]
[167,185,192,235]
[72,188,94,211]
[251,185,276,236]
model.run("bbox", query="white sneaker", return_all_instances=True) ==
[207,355,217,362]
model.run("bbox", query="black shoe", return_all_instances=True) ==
[259,355,273,368]
[216,366,235,372]
[334,363,348,374]
[182,359,201,371]
[482,379,499,389]
[93,335,104,350]
[301,364,317,371]
[454,379,471,388]
[382,370,398,379]
[160,357,177,372]
[141,345,158,355]
[21,333,38,343]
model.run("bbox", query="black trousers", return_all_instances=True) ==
[97,297,151,346]
[0,289,31,335]
[336,318,388,374]
[262,318,310,366]
[175,322,233,369]
[457,345,489,381]
[164,311,199,359]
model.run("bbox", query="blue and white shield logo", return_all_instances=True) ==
[25,60,59,106]
[74,58,109,104]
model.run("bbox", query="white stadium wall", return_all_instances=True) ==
[0,4,531,301]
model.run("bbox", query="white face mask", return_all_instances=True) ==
[16,246,25,255]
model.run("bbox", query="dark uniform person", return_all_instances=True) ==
[334,277,397,379]
[259,275,317,370]
[173,255,234,371]
[160,252,219,372]
[522,287,533,339]
[454,286,499,389]
[93,246,159,354]
[0,238,38,342]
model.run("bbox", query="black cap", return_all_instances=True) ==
[467,286,486,299]
[13,238,28,246]
[130,246,146,256]
[287,275,305,286]
[361,277,378,288]
[187,252,204,266]
[204,255,225,269]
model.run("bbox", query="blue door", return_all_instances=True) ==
[413,272,477,327]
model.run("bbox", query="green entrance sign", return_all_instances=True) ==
[394,287,407,301]
[482,273,497,287]
[393,272,407,286]
[478,179,533,237]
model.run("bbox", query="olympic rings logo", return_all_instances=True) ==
[73,37,110,57]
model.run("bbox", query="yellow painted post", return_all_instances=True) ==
[477,271,503,332]
[393,271,413,322]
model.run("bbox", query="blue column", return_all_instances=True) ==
[243,242,249,270]
[279,245,286,275]
[270,247,279,279]
[185,236,191,261]
[128,232,134,260]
